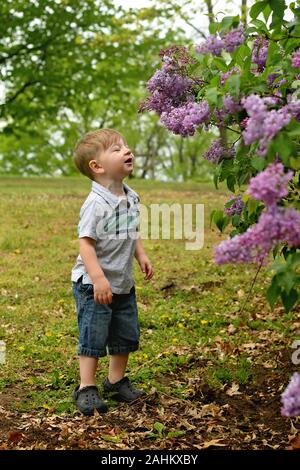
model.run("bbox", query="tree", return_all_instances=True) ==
[0,0,186,176]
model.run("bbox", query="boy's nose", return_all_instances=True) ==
[124,148,132,155]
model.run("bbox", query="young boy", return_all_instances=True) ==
[71,128,153,416]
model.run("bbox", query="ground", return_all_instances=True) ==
[0,176,299,450]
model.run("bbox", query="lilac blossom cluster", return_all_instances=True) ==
[281,373,300,418]
[147,67,193,98]
[223,94,242,114]
[286,95,300,122]
[241,94,292,156]
[222,27,246,52]
[196,35,224,56]
[291,49,300,68]
[142,64,194,115]
[203,139,235,164]
[224,194,244,216]
[251,36,269,72]
[215,163,300,265]
[247,162,293,206]
[160,100,210,137]
[215,205,300,264]
[196,28,245,57]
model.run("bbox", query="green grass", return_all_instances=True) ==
[0,175,297,415]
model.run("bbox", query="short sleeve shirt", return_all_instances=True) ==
[71,181,140,294]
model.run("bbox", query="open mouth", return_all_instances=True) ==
[124,157,133,164]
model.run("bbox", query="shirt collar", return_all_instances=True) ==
[91,181,139,208]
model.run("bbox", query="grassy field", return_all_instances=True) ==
[0,175,299,450]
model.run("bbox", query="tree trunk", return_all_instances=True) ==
[241,0,247,27]
[205,0,214,25]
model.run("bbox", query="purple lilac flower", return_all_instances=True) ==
[142,64,194,116]
[267,73,280,86]
[242,94,268,117]
[291,49,300,68]
[240,117,249,129]
[267,74,287,89]
[261,106,291,141]
[222,27,246,53]
[203,139,235,164]
[141,91,174,115]
[224,194,244,216]
[195,35,225,56]
[223,94,242,114]
[213,108,226,126]
[241,94,292,153]
[220,67,239,86]
[159,46,195,72]
[258,107,291,155]
[286,98,300,122]
[147,66,193,98]
[247,162,293,207]
[281,373,300,418]
[196,27,245,57]
[160,100,210,137]
[262,96,282,107]
[215,205,300,265]
[241,95,268,145]
[252,36,269,72]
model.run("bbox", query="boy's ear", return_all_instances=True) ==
[89,159,105,174]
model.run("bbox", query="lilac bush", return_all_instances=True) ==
[141,1,300,314]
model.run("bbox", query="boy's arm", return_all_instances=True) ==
[134,233,154,280]
[79,237,112,304]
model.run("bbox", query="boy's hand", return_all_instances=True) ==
[137,254,154,280]
[93,276,113,304]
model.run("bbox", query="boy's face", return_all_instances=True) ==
[90,139,134,180]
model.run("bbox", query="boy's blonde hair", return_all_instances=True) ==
[73,128,125,180]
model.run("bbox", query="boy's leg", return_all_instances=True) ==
[108,353,129,384]
[103,289,146,401]
[80,355,99,388]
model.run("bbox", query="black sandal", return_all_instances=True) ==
[72,385,108,416]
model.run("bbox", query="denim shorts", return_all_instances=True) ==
[72,275,140,358]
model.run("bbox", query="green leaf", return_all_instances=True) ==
[247,198,259,216]
[277,271,296,294]
[250,19,269,34]
[228,74,240,97]
[251,156,267,171]
[290,157,300,170]
[153,422,165,436]
[250,1,268,19]
[220,16,239,34]
[266,277,281,310]
[263,4,272,22]
[269,0,286,21]
[211,210,230,233]
[226,174,236,192]
[281,288,299,313]
[166,430,186,438]
[209,22,218,35]
[205,87,220,105]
